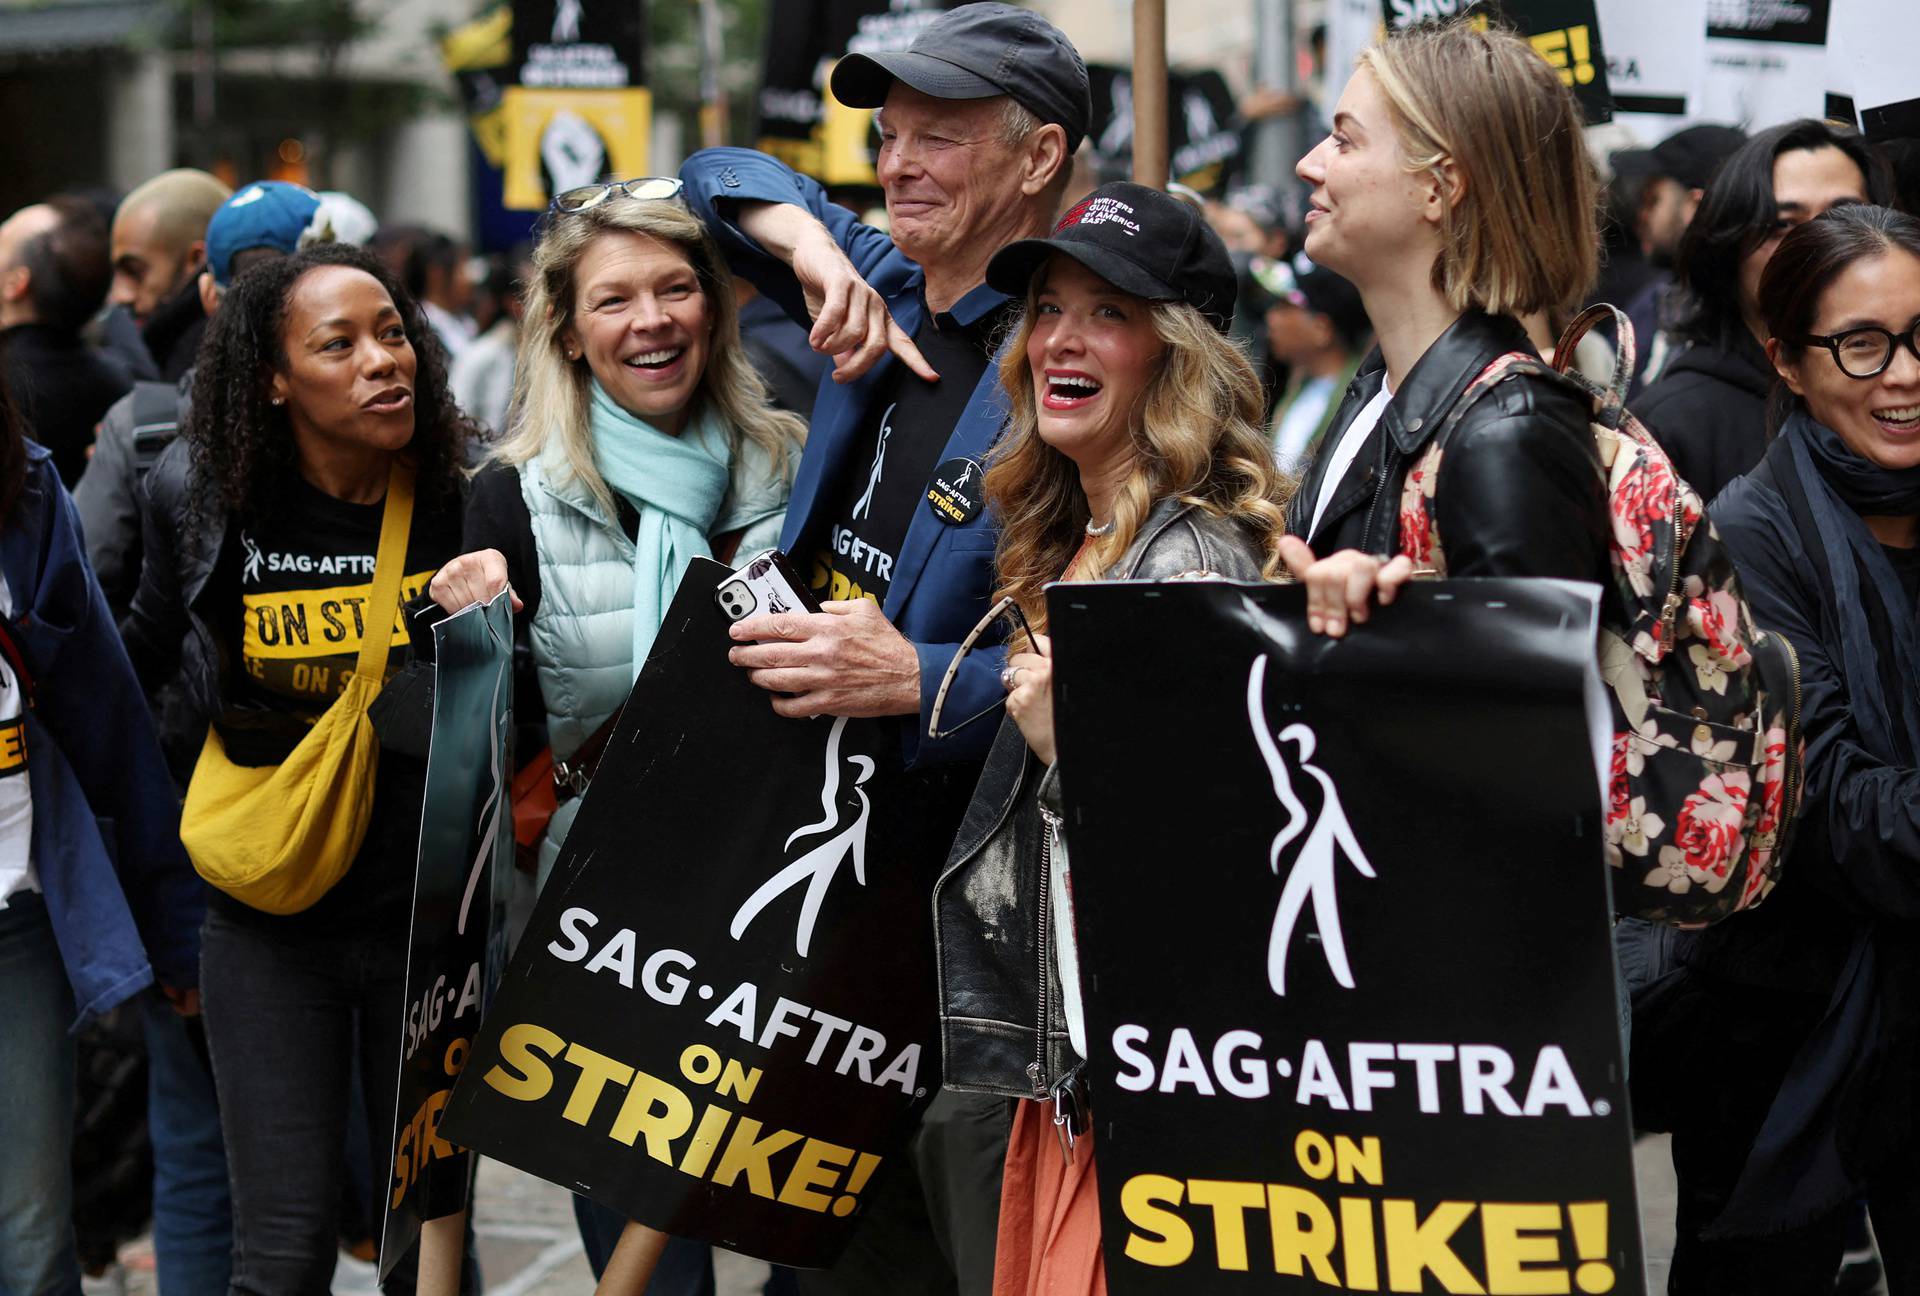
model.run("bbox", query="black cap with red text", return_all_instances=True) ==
[986,182,1238,333]
[829,3,1091,153]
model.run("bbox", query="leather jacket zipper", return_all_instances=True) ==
[1035,804,1060,1101]
[1358,451,1392,553]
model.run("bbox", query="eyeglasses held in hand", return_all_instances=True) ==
[1795,320,1920,379]
[927,595,1032,741]
[550,176,686,215]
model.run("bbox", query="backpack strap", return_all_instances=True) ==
[0,611,37,710]
[1549,303,1635,430]
[127,380,182,477]
[1396,350,1546,571]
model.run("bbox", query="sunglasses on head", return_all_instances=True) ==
[548,176,686,215]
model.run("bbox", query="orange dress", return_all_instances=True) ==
[991,1099,1107,1296]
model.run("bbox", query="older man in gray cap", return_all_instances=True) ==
[677,6,1089,1292]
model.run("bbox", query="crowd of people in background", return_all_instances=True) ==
[2,2,1919,1294]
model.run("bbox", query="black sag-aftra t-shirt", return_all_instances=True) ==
[804,296,1007,608]
[209,473,460,933]
[236,476,444,715]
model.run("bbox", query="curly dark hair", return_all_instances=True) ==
[183,242,472,525]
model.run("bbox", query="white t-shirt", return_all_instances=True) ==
[1308,383,1393,542]
[0,576,34,905]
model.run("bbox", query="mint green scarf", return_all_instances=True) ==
[587,381,732,673]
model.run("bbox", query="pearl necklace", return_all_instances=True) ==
[1085,517,1116,537]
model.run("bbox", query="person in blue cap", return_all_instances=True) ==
[680,5,1089,1292]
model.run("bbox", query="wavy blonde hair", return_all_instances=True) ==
[985,291,1295,636]
[492,196,805,518]
[1360,21,1600,319]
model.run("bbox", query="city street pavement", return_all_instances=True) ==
[90,1134,1737,1295]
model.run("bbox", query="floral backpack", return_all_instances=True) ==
[1397,304,1803,927]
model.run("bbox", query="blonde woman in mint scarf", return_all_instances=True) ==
[429,185,804,1287]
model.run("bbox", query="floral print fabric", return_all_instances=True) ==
[1395,320,1803,927]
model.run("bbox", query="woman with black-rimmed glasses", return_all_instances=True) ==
[1649,204,1920,1293]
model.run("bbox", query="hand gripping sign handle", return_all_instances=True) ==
[595,1222,671,1295]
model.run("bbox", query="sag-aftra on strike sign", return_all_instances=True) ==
[440,560,973,1268]
[1049,579,1644,1296]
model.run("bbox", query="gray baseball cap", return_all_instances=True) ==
[830,3,1091,153]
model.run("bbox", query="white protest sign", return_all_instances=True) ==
[1697,0,1831,129]
[1321,0,1382,120]
[1603,0,1709,139]
[1830,0,1920,139]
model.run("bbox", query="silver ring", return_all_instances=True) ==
[1000,663,1022,691]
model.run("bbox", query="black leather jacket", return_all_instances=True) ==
[1289,310,1609,582]
[935,500,1269,1100]
[119,438,226,780]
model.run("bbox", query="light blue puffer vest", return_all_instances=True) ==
[522,435,791,879]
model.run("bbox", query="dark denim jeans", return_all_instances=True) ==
[141,990,234,1294]
[0,893,82,1296]
[201,908,477,1295]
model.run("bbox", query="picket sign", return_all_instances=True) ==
[379,590,517,1289]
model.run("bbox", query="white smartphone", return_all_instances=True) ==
[715,549,822,622]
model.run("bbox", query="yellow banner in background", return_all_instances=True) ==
[443,6,512,73]
[501,86,653,212]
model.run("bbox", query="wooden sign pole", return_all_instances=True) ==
[593,1221,671,1294]
[1132,0,1170,187]
[416,1210,467,1296]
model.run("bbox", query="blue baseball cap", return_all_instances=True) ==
[205,181,325,286]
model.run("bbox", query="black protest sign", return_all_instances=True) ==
[755,0,959,185]
[1048,579,1643,1295]
[1381,0,1613,122]
[379,593,516,1279]
[438,559,972,1268]
[1086,66,1245,193]
[511,0,643,89]
[499,1,652,211]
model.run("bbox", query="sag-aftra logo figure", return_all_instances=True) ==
[730,716,876,958]
[1247,655,1377,996]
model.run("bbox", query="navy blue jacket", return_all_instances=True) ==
[682,147,1009,767]
[9,441,202,1024]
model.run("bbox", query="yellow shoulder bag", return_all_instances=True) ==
[181,461,416,914]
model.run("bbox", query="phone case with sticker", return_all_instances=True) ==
[715,548,822,623]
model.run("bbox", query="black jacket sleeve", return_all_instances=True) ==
[464,462,542,624]
[1433,380,1609,582]
[119,439,197,695]
[1714,476,1920,921]
[73,395,144,618]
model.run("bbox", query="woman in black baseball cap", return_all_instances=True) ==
[932,180,1294,1292]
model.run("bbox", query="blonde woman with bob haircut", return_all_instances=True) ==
[1279,19,1611,634]
[427,185,803,1280]
[931,182,1293,1296]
